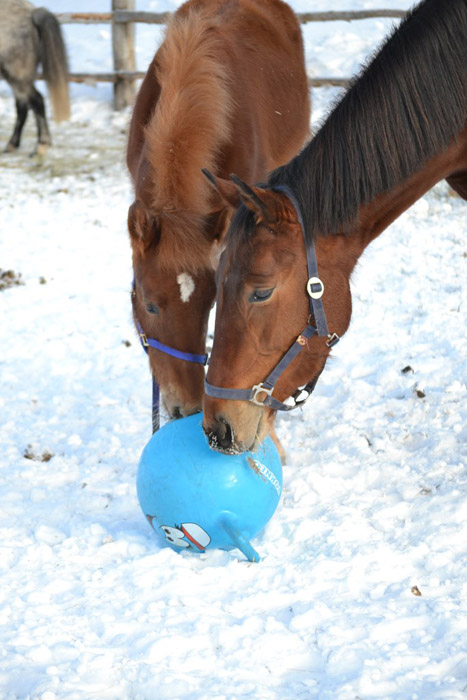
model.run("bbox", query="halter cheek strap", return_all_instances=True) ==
[132,282,208,432]
[204,184,339,412]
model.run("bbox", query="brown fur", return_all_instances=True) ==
[126,0,310,420]
[147,12,233,212]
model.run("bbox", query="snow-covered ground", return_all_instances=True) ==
[1,1,466,699]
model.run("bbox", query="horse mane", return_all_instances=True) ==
[268,0,467,241]
[144,8,233,269]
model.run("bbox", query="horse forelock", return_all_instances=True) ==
[225,189,295,260]
[145,10,233,218]
[225,206,257,255]
[147,209,215,274]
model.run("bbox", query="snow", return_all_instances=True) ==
[1,1,466,699]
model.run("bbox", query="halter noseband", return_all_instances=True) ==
[205,184,339,412]
[132,282,208,432]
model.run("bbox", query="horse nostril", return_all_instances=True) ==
[206,416,234,452]
[219,419,233,449]
[172,406,182,419]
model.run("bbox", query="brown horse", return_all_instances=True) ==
[202,0,467,457]
[126,0,310,430]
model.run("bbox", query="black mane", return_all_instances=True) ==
[268,0,467,241]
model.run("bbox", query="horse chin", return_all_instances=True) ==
[207,440,245,457]
[162,395,202,421]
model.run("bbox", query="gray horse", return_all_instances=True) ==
[0,0,70,154]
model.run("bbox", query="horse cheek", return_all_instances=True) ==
[323,268,352,340]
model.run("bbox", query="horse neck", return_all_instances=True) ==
[314,125,467,282]
[351,126,467,256]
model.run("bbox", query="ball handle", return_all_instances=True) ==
[220,513,260,562]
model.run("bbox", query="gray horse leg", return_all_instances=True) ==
[29,86,51,154]
[5,98,28,151]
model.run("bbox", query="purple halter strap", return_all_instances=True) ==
[205,184,339,412]
[132,282,208,432]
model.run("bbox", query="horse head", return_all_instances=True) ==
[128,198,227,420]
[202,173,354,454]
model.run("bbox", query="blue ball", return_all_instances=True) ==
[136,413,282,561]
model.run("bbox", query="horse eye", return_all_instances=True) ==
[249,288,274,303]
[145,302,159,315]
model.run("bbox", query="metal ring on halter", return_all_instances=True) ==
[306,276,324,299]
[326,332,340,348]
[251,383,274,406]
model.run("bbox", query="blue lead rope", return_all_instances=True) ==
[151,378,160,433]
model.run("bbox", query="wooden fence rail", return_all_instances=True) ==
[55,9,407,24]
[62,71,351,88]
[48,8,407,108]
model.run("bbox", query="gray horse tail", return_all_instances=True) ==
[32,8,70,121]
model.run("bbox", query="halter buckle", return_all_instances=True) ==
[251,383,273,406]
[292,386,313,406]
[140,332,149,348]
[326,332,340,348]
[306,276,324,300]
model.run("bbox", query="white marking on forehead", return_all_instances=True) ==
[177,272,195,303]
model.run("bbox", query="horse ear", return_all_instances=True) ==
[229,174,270,219]
[202,168,241,209]
[202,169,272,221]
[128,200,147,240]
[128,200,159,245]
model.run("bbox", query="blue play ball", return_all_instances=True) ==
[136,413,282,561]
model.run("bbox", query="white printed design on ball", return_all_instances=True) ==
[160,523,211,550]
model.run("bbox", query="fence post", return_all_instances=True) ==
[112,0,136,110]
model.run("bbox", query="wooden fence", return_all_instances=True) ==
[54,4,407,110]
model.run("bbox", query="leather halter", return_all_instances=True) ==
[205,184,339,412]
[132,282,208,432]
